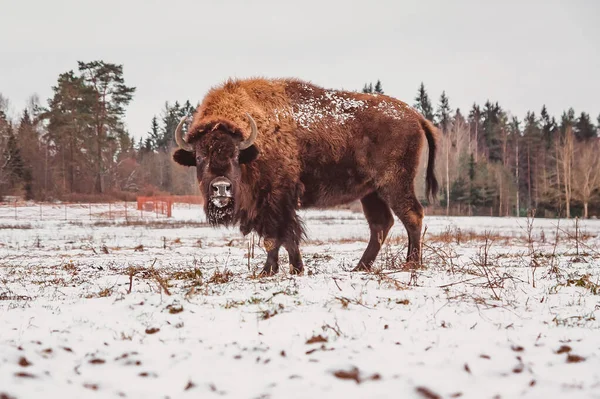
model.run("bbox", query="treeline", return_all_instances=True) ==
[408,82,600,218]
[1,63,598,218]
[0,61,198,201]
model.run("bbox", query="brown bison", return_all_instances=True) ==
[173,78,438,275]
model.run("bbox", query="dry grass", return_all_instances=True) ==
[0,223,32,230]
[206,268,233,284]
[555,274,600,295]
[97,287,113,297]
[426,227,512,245]
[169,268,203,281]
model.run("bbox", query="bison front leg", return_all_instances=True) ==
[284,241,304,275]
[258,205,305,276]
[259,238,281,276]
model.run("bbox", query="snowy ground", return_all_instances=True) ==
[1,202,599,399]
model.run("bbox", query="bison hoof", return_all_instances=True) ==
[259,265,278,277]
[289,264,304,275]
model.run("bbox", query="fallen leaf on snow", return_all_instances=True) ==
[332,366,381,384]
[14,372,36,378]
[333,367,360,384]
[566,354,586,363]
[415,386,441,399]
[306,334,328,344]
[18,357,32,367]
[556,345,572,354]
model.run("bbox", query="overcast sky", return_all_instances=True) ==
[1,0,598,139]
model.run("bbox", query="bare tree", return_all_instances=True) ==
[558,126,574,218]
[0,111,11,197]
[572,139,600,218]
[0,133,8,193]
[513,120,520,217]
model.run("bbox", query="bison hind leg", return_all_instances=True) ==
[353,192,394,272]
[384,189,424,267]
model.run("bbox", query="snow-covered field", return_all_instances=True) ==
[1,202,599,399]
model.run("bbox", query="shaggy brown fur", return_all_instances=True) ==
[173,78,438,275]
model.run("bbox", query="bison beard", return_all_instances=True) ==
[172,78,439,276]
[206,199,235,226]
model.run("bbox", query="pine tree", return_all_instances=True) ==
[161,101,183,152]
[413,82,434,121]
[155,101,184,192]
[147,116,160,151]
[144,138,153,152]
[362,83,373,94]
[78,61,136,193]
[4,128,26,188]
[16,110,35,199]
[540,105,557,148]
[560,108,576,133]
[471,161,498,208]
[468,152,476,213]
[574,112,596,141]
[181,100,196,118]
[481,101,503,163]
[468,152,476,180]
[453,108,466,128]
[435,91,452,214]
[374,80,384,94]
[450,176,468,205]
[468,104,482,162]
[44,71,96,194]
[435,91,452,132]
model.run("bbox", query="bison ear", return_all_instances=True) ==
[173,149,196,167]
[239,145,259,164]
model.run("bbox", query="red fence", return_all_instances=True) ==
[136,196,203,218]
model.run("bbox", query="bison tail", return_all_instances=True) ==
[421,119,439,203]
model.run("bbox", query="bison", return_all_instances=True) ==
[173,78,438,275]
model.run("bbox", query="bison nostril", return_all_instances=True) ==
[212,180,232,197]
[211,177,233,197]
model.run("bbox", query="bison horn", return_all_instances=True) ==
[174,116,193,151]
[240,113,258,150]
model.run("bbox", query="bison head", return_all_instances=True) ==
[172,114,259,226]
